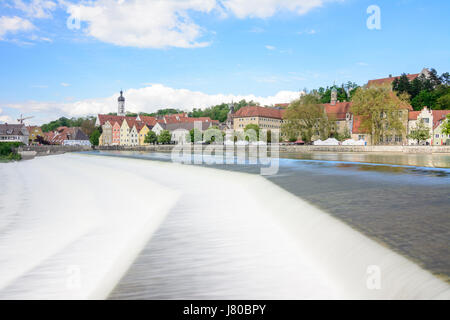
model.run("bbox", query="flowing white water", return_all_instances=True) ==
[0,153,449,299]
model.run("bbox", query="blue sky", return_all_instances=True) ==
[0,0,449,124]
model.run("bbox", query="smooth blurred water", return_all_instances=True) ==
[88,150,450,284]
[1,152,449,299]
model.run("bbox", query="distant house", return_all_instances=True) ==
[46,127,90,146]
[0,123,29,145]
[26,126,44,145]
[367,68,430,89]
[101,121,113,146]
[136,122,150,145]
[165,122,214,144]
[407,107,450,145]
[112,121,121,145]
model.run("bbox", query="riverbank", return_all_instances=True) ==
[11,145,450,162]
[97,144,450,154]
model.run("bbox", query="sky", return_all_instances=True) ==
[0,0,449,125]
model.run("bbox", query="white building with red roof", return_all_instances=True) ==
[407,107,450,145]
[232,105,286,131]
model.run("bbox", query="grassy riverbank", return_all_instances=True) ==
[0,142,22,161]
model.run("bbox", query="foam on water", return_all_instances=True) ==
[0,155,180,299]
[0,153,449,299]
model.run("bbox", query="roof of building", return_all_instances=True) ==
[140,115,158,127]
[45,127,89,144]
[0,123,27,135]
[97,114,135,126]
[352,116,370,134]
[323,102,352,120]
[433,110,450,129]
[165,122,212,132]
[118,91,125,102]
[367,73,420,88]
[134,121,147,132]
[26,126,42,133]
[408,111,421,121]
[233,106,285,119]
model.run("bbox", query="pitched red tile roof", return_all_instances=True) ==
[97,114,137,126]
[140,116,157,127]
[432,110,450,129]
[124,117,137,127]
[134,121,147,132]
[408,111,420,121]
[324,102,352,120]
[367,73,419,88]
[233,106,285,119]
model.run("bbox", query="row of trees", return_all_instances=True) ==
[309,82,360,104]
[392,68,450,110]
[144,130,172,144]
[41,116,96,134]
[189,99,257,122]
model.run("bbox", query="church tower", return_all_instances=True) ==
[330,87,338,106]
[118,90,125,116]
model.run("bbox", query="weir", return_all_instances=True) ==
[0,153,449,299]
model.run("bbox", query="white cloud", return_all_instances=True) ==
[265,45,276,50]
[222,0,330,19]
[357,62,369,66]
[249,26,264,33]
[5,84,301,123]
[62,0,336,48]
[13,0,57,19]
[0,115,13,123]
[66,0,216,48]
[0,16,35,40]
[60,82,70,87]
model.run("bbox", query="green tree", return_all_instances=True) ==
[204,126,223,144]
[89,129,101,146]
[188,128,203,143]
[408,119,431,145]
[144,131,157,144]
[157,130,172,144]
[411,90,436,111]
[441,114,450,136]
[351,87,406,145]
[244,124,260,141]
[436,93,450,110]
[282,94,333,143]
[81,119,96,137]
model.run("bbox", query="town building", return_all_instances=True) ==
[101,121,113,146]
[367,68,430,88]
[45,127,90,145]
[27,126,44,145]
[0,123,29,144]
[232,106,285,131]
[407,107,450,145]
